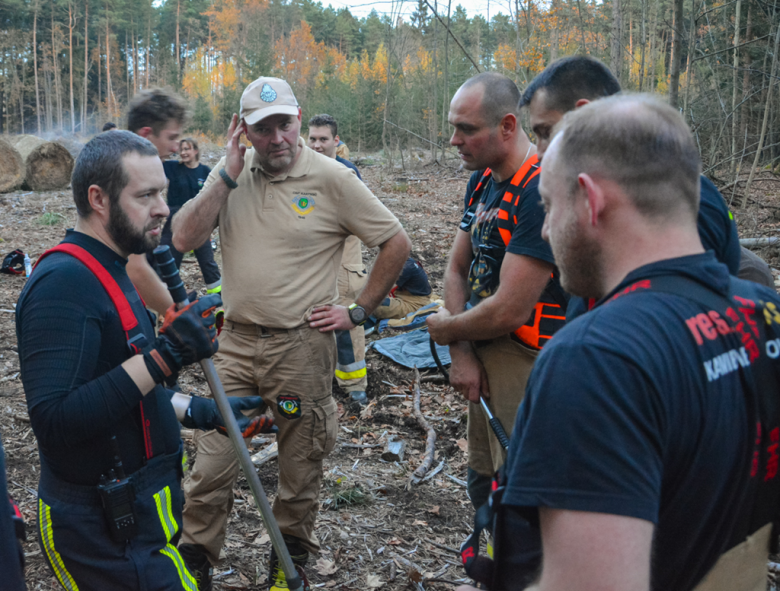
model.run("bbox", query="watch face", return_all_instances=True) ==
[349,306,367,325]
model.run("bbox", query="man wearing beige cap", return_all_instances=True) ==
[171,76,410,591]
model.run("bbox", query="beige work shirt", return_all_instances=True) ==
[203,138,402,328]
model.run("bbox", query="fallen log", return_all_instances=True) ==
[0,137,24,193]
[411,367,437,483]
[9,135,74,191]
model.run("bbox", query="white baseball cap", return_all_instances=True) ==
[240,77,299,126]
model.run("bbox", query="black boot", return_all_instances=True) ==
[179,543,213,591]
[269,537,310,591]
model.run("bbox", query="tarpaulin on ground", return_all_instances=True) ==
[370,328,450,370]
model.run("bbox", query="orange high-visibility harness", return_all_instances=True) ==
[467,157,567,350]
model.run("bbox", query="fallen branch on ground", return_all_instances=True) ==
[411,367,437,483]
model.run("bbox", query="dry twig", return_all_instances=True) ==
[411,367,437,482]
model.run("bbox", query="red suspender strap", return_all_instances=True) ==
[35,244,139,333]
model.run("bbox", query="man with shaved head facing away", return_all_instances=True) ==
[427,72,567,513]
[457,95,780,591]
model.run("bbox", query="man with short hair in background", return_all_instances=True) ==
[124,87,189,315]
[308,113,369,405]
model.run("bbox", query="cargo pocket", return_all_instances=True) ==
[343,263,368,299]
[307,397,338,461]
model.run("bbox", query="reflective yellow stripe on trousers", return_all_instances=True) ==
[154,486,198,591]
[38,498,80,591]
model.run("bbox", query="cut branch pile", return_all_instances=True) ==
[411,367,437,484]
[9,135,74,191]
[0,138,24,193]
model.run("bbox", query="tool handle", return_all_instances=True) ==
[480,397,510,451]
[152,246,303,591]
[489,417,510,451]
[152,246,189,306]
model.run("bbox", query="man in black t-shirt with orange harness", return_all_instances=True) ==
[427,73,567,511]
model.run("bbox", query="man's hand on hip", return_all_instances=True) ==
[308,304,354,332]
[225,113,248,180]
[449,341,490,403]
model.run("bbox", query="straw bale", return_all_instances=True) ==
[0,138,24,193]
[9,135,74,191]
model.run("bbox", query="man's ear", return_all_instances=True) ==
[574,98,591,109]
[87,185,111,218]
[578,173,605,227]
[136,126,152,139]
[500,113,518,137]
[334,134,340,144]
[297,107,303,122]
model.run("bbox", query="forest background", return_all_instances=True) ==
[1,0,779,192]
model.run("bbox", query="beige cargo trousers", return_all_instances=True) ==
[181,320,338,562]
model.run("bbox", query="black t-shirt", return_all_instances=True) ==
[503,253,780,591]
[336,156,362,181]
[566,176,741,320]
[396,258,432,296]
[462,169,555,302]
[164,161,211,209]
[16,231,180,485]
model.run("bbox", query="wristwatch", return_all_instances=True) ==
[348,303,368,326]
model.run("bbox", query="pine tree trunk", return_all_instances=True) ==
[133,25,138,96]
[441,0,451,147]
[740,4,752,143]
[105,7,114,118]
[742,12,780,207]
[126,30,130,100]
[669,0,683,108]
[146,6,151,87]
[550,0,559,62]
[610,0,622,81]
[432,0,438,162]
[97,33,101,116]
[52,2,63,130]
[729,0,741,176]
[82,0,88,132]
[639,0,647,90]
[682,0,697,117]
[33,0,42,133]
[175,0,180,84]
[69,1,75,132]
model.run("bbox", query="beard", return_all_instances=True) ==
[551,214,604,300]
[259,143,297,174]
[107,202,164,256]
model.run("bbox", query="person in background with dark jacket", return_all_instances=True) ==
[160,138,222,294]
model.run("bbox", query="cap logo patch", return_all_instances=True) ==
[260,84,277,103]
[291,194,315,216]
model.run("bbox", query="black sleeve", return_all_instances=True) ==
[502,340,664,524]
[18,264,144,450]
[505,182,556,266]
[698,176,741,275]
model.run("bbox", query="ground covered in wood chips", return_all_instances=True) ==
[2,146,780,590]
